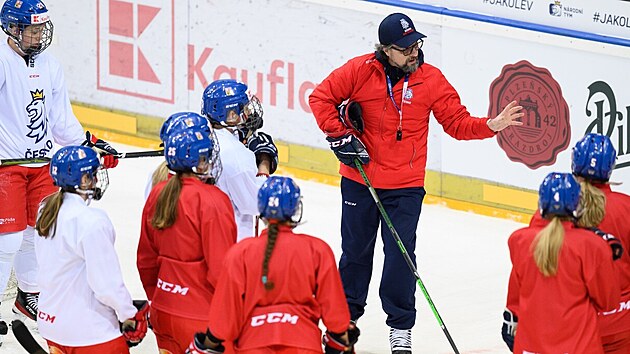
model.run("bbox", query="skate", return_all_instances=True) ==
[12,288,39,322]
[390,327,412,354]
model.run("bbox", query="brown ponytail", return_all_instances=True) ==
[261,222,280,290]
[532,216,566,276]
[576,180,606,228]
[36,190,64,238]
[151,174,183,229]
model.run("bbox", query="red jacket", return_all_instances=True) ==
[530,184,630,337]
[137,177,237,320]
[309,53,495,189]
[208,225,350,352]
[507,220,620,353]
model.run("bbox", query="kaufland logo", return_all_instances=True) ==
[97,0,174,103]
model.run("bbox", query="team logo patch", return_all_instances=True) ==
[25,89,48,144]
[400,18,413,34]
[403,88,413,104]
[488,60,570,169]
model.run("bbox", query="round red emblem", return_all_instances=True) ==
[488,60,570,169]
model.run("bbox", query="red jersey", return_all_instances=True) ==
[208,225,350,352]
[507,220,620,353]
[137,177,237,320]
[529,184,630,337]
[309,53,495,189]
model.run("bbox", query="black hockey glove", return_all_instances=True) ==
[501,308,517,352]
[186,330,225,354]
[589,227,624,261]
[247,132,278,174]
[326,134,369,167]
[338,100,364,135]
[323,321,360,354]
[82,131,119,168]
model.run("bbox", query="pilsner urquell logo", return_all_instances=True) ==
[488,60,570,169]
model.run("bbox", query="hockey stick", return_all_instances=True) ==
[0,149,164,167]
[11,319,48,354]
[354,159,460,354]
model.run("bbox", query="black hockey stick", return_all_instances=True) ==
[354,159,460,354]
[0,149,164,167]
[11,319,48,354]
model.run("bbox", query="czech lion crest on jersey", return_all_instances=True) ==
[25,89,48,143]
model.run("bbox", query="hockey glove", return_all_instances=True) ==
[326,134,369,167]
[323,331,351,354]
[501,308,517,352]
[591,228,624,261]
[338,100,364,135]
[83,131,119,168]
[121,300,150,347]
[247,132,278,174]
[186,330,225,354]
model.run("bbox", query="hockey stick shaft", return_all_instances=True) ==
[0,149,164,166]
[354,159,460,354]
[11,319,48,354]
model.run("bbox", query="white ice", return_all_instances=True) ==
[1,143,522,353]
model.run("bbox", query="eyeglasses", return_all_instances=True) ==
[390,39,424,56]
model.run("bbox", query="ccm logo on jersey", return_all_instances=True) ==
[250,312,299,327]
[601,300,630,316]
[38,310,56,323]
[157,278,189,295]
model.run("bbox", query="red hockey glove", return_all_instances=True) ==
[323,330,350,354]
[185,330,225,354]
[121,300,150,347]
[82,131,119,168]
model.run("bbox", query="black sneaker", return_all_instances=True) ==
[390,327,412,354]
[13,288,39,321]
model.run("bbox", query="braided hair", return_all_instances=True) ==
[261,222,280,290]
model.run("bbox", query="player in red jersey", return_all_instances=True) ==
[527,133,630,353]
[503,172,620,353]
[186,176,358,354]
[137,127,236,354]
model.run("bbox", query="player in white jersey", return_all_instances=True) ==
[34,145,148,353]
[201,79,279,241]
[0,0,119,338]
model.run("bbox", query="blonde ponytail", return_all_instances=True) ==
[532,217,565,276]
[576,180,606,228]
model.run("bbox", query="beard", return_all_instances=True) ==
[400,56,420,73]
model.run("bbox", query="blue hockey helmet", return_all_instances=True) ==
[571,133,617,182]
[201,79,257,127]
[159,112,210,142]
[538,172,581,219]
[1,0,53,56]
[258,176,302,223]
[164,127,214,174]
[50,145,108,200]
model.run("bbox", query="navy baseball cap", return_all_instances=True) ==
[378,13,426,48]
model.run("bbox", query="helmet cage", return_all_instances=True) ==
[1,0,53,56]
[50,146,108,201]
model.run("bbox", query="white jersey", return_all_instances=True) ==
[0,40,84,161]
[34,193,137,346]
[215,128,266,241]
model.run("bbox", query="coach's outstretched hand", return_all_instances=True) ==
[487,100,524,132]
